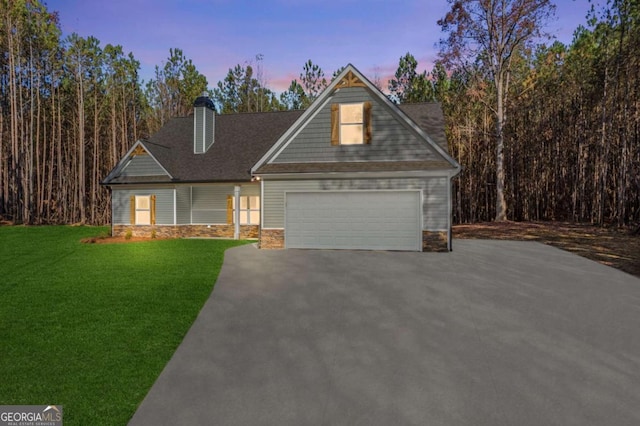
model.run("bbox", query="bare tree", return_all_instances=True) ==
[438,0,555,221]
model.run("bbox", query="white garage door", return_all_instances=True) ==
[285,191,421,251]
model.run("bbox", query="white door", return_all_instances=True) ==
[285,191,421,251]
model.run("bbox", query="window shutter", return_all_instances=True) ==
[226,195,233,224]
[130,195,135,224]
[331,103,339,146]
[364,101,372,144]
[150,195,156,225]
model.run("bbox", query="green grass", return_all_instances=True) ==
[0,226,248,425]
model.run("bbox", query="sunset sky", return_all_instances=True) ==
[46,0,596,92]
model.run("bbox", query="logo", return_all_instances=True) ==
[0,405,63,426]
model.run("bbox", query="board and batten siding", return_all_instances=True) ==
[119,155,167,177]
[272,87,440,163]
[112,188,174,225]
[263,177,449,231]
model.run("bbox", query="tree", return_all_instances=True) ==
[299,60,327,108]
[280,80,307,110]
[438,0,555,221]
[388,53,435,103]
[214,60,281,113]
[145,48,208,132]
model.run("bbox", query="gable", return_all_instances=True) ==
[270,86,443,164]
[252,64,460,176]
[120,152,169,177]
[103,142,172,185]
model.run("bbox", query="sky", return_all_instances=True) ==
[46,0,597,93]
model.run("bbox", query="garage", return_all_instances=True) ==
[285,191,422,251]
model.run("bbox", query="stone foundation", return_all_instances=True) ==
[259,229,449,251]
[112,226,449,251]
[422,230,449,252]
[112,224,259,239]
[260,229,285,249]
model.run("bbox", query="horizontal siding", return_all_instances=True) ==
[112,188,174,225]
[191,185,233,224]
[191,183,260,224]
[176,185,191,224]
[263,177,449,231]
[112,183,261,226]
[120,155,167,177]
[192,185,232,210]
[192,210,227,224]
[240,184,260,197]
[273,87,439,163]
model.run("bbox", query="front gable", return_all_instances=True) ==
[271,86,441,163]
[102,140,172,184]
[252,65,460,175]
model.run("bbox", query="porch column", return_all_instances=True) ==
[234,185,241,240]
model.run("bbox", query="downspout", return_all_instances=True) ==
[234,185,241,240]
[448,177,453,252]
[449,166,462,251]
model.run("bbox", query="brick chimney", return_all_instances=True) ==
[193,92,215,154]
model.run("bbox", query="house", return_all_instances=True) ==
[102,64,461,251]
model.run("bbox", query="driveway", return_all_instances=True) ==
[129,240,640,426]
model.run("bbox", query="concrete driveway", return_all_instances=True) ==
[129,240,640,426]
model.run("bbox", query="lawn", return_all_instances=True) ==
[0,226,248,425]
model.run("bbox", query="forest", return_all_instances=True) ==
[0,0,638,227]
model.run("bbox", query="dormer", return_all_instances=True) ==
[193,92,215,154]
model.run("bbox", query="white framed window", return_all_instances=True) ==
[135,195,151,225]
[331,101,371,146]
[340,103,364,144]
[233,195,260,225]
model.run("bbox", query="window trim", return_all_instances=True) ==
[331,101,372,146]
[130,194,156,225]
[339,103,365,144]
[231,195,260,225]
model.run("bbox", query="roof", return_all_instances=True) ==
[104,98,454,185]
[255,161,453,174]
[398,103,448,153]
[104,109,304,184]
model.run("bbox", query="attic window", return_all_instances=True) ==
[331,102,372,145]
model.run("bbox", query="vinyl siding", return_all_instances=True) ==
[272,87,440,163]
[112,188,174,225]
[191,185,233,224]
[190,183,260,224]
[263,177,449,231]
[119,155,167,176]
[175,185,191,224]
[112,183,262,225]
[194,107,215,154]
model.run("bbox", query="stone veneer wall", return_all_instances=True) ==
[259,229,449,252]
[112,224,259,239]
[259,229,284,249]
[422,231,449,252]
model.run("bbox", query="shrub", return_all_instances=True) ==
[124,229,132,240]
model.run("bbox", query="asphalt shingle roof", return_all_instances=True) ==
[104,103,450,185]
[126,110,303,183]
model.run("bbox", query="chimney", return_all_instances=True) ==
[193,92,215,154]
